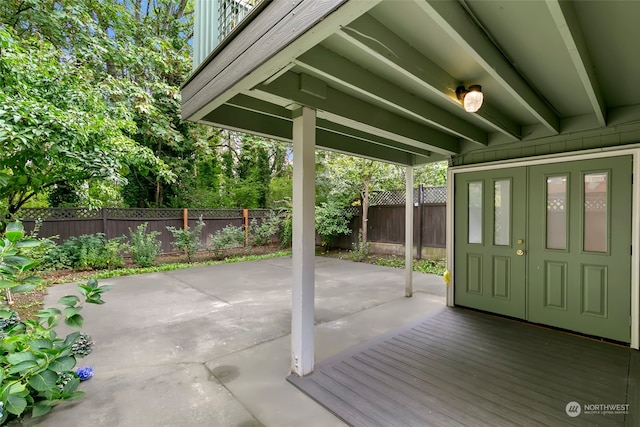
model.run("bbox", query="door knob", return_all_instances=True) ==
[516,249,525,256]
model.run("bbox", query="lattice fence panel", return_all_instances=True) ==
[369,190,409,206]
[247,209,277,218]
[21,208,101,220]
[106,208,183,219]
[369,186,446,206]
[344,206,361,217]
[423,186,447,204]
[190,209,244,218]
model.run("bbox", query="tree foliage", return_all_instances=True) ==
[0,2,179,216]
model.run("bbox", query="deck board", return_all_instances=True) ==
[288,308,633,427]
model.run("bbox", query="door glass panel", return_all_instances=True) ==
[584,173,608,252]
[546,176,567,250]
[468,182,482,244]
[494,180,510,245]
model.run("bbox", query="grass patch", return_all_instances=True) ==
[318,248,447,276]
[371,257,447,275]
[45,250,291,285]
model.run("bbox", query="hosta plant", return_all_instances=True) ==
[0,222,110,424]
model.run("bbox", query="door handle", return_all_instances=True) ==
[516,249,525,256]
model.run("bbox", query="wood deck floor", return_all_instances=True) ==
[288,307,639,427]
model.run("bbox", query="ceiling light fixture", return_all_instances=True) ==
[456,85,483,113]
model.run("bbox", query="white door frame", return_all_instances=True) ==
[447,146,640,349]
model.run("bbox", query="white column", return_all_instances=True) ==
[405,166,414,297]
[291,107,316,376]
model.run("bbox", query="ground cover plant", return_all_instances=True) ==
[0,222,110,424]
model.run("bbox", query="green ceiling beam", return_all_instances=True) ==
[418,0,560,134]
[227,93,434,158]
[201,103,428,165]
[294,45,488,146]
[546,0,606,127]
[338,13,521,140]
[256,71,460,155]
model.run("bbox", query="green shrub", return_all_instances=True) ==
[166,218,205,263]
[315,202,354,248]
[348,230,370,262]
[0,222,111,423]
[128,223,161,267]
[248,213,282,246]
[44,233,126,271]
[281,216,292,248]
[208,224,245,257]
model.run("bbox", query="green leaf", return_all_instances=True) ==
[64,313,83,328]
[28,369,58,392]
[66,390,85,401]
[16,260,42,272]
[63,306,81,318]
[5,222,25,243]
[11,283,36,293]
[86,277,98,288]
[49,356,76,372]
[29,339,53,350]
[63,331,81,347]
[58,295,80,306]
[7,352,36,365]
[9,383,25,394]
[15,239,41,248]
[0,279,16,289]
[32,401,55,417]
[8,360,38,374]
[2,255,31,267]
[62,377,80,395]
[6,394,27,415]
[0,309,12,319]
[36,308,61,318]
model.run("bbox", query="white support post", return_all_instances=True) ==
[405,166,414,297]
[291,107,316,376]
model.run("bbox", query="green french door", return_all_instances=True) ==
[454,167,528,319]
[455,156,632,342]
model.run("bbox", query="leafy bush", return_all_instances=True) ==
[128,223,161,267]
[248,213,281,247]
[166,218,205,263]
[208,224,245,257]
[315,202,355,248]
[0,222,111,423]
[41,233,126,271]
[348,230,370,262]
[281,216,292,248]
[34,237,71,271]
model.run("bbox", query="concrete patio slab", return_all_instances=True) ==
[23,256,446,426]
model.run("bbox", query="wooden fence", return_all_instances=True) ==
[19,186,446,257]
[333,186,447,257]
[19,208,275,253]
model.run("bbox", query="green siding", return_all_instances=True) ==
[451,125,640,166]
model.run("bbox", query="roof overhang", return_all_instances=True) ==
[182,0,640,166]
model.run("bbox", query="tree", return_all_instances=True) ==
[316,152,405,244]
[0,27,172,218]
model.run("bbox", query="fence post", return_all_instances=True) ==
[243,209,249,246]
[102,208,109,239]
[417,184,424,259]
[183,208,188,230]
